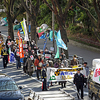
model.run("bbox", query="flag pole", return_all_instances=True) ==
[52,5,55,53]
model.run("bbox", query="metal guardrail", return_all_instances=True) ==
[28,88,75,100]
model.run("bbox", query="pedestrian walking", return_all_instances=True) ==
[1,45,8,68]
[83,62,89,87]
[73,69,84,99]
[14,48,21,69]
[34,54,44,80]
[25,56,34,76]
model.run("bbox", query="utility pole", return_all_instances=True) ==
[52,6,55,53]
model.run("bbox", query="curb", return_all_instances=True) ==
[68,39,100,52]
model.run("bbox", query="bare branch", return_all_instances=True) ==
[72,0,97,27]
[21,0,32,16]
[54,0,62,15]
[63,0,72,17]
[93,0,100,17]
[43,0,55,12]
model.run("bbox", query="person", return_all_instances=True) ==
[23,52,28,73]
[73,69,84,99]
[0,31,3,40]
[28,46,33,56]
[60,63,66,88]
[71,54,79,67]
[14,48,21,69]
[41,64,47,91]
[0,38,4,57]
[83,62,89,87]
[34,54,44,80]
[1,45,8,68]
[25,56,34,76]
[5,36,11,53]
[54,60,59,68]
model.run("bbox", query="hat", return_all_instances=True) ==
[84,62,87,64]
[73,54,77,57]
[42,64,46,67]
[2,44,5,47]
[77,68,81,71]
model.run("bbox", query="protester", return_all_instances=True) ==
[60,63,66,88]
[34,54,44,80]
[74,69,84,99]
[5,36,11,53]
[54,60,59,68]
[25,55,34,76]
[23,52,28,73]
[14,48,21,69]
[83,62,89,87]
[41,64,47,91]
[1,44,8,68]
[0,31,3,40]
[71,54,79,67]
[0,38,4,57]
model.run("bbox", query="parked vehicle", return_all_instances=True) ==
[88,59,100,100]
[0,73,25,100]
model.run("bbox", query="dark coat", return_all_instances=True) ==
[25,58,33,72]
[73,73,84,86]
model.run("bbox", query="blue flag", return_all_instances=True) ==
[56,30,67,50]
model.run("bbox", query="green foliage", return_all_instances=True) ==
[68,23,81,34]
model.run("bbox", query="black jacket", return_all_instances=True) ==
[73,73,84,86]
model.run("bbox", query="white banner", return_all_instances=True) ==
[47,67,84,82]
[23,18,29,41]
[93,64,100,84]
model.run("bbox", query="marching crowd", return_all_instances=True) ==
[0,32,89,99]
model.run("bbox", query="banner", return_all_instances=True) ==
[93,64,100,84]
[56,30,67,50]
[23,18,29,41]
[43,33,50,54]
[55,46,59,58]
[9,52,16,63]
[17,31,24,58]
[47,67,83,82]
[21,21,25,35]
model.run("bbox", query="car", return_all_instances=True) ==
[0,73,25,100]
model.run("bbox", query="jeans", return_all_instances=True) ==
[36,69,41,79]
[16,60,21,69]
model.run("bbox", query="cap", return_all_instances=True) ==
[2,44,5,47]
[42,64,46,67]
[77,68,81,71]
[84,62,87,64]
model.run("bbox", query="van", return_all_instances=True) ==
[88,59,100,100]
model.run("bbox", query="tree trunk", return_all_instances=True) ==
[7,13,14,40]
[30,15,37,44]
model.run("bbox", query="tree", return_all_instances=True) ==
[21,0,40,43]
[3,0,23,40]
[43,0,72,58]
[72,0,100,41]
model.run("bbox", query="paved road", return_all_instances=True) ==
[0,26,99,100]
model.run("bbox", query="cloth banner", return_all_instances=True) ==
[55,46,59,58]
[23,18,29,41]
[93,64,100,84]
[21,21,25,35]
[43,34,50,54]
[56,30,67,50]
[17,31,24,58]
[9,52,16,63]
[47,67,84,82]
